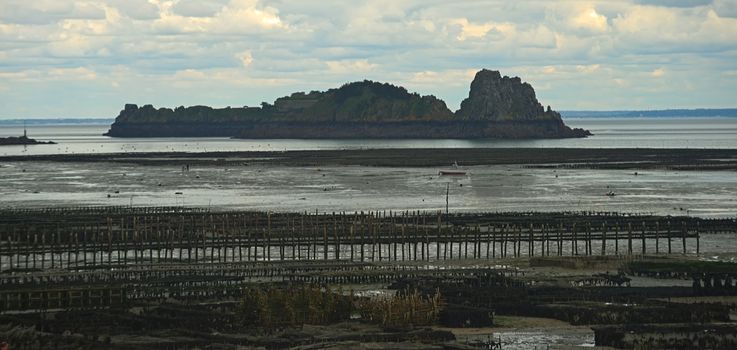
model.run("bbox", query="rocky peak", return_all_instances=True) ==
[456,69,556,121]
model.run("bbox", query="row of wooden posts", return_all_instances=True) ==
[0,209,710,272]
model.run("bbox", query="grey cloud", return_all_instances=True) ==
[714,0,737,17]
[171,0,229,18]
[108,0,161,20]
[0,1,104,24]
[634,0,712,7]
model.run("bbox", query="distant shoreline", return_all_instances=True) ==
[561,108,737,118]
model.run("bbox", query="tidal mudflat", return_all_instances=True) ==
[1,160,735,218]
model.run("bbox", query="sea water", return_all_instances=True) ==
[1,117,737,156]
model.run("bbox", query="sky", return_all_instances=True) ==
[1,0,736,118]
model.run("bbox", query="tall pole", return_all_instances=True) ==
[445,183,449,219]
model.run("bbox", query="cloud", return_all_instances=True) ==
[651,67,666,77]
[576,64,601,73]
[407,69,477,85]
[172,0,228,17]
[0,67,95,81]
[570,6,609,33]
[714,0,737,17]
[109,0,161,20]
[150,0,289,34]
[174,69,208,80]
[238,51,254,67]
[542,66,560,74]
[49,66,97,79]
[0,1,104,25]
[325,60,378,74]
[1,0,736,117]
[611,5,737,53]
[634,0,712,7]
[450,18,515,41]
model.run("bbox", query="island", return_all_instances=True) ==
[0,135,56,146]
[105,69,591,139]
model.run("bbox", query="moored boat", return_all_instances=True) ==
[439,161,467,176]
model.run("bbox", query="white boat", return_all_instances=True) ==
[439,161,467,176]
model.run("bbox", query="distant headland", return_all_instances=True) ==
[105,69,591,139]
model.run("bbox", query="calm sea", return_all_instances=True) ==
[1,117,736,156]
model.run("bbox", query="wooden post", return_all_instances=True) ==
[323,224,328,261]
[516,225,522,258]
[392,211,398,261]
[667,220,672,254]
[641,221,647,255]
[333,212,339,261]
[401,213,406,261]
[350,216,355,261]
[544,224,549,256]
[371,212,376,262]
[572,223,577,256]
[655,221,660,254]
[267,212,272,261]
[682,221,687,255]
[601,222,607,256]
[299,213,304,261]
[557,223,562,256]
[502,225,508,258]
[696,221,700,256]
[489,225,494,259]
[423,214,429,261]
[615,221,619,255]
[528,224,534,257]
[586,222,592,256]
[436,211,441,260]
[628,222,633,255]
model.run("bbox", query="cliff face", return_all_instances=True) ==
[457,69,551,121]
[105,69,590,139]
[454,69,590,137]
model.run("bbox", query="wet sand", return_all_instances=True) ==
[1,160,735,218]
[3,148,737,170]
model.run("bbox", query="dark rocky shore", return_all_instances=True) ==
[105,69,590,139]
[0,135,55,146]
[3,148,737,170]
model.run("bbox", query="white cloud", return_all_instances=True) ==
[651,68,666,77]
[150,0,288,34]
[174,69,208,80]
[0,67,95,81]
[49,66,97,80]
[576,64,601,73]
[238,51,254,67]
[542,66,558,74]
[325,60,378,74]
[407,69,477,85]
[611,5,737,52]
[450,18,515,41]
[570,6,609,33]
